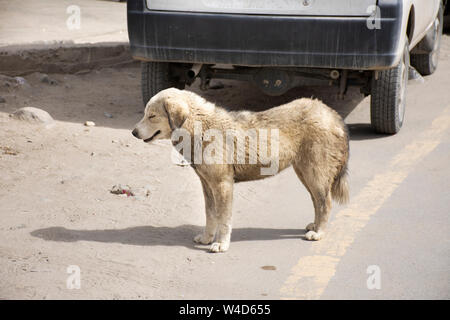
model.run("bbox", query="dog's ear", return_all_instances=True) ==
[163,97,189,130]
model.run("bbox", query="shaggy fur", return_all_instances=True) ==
[132,88,349,252]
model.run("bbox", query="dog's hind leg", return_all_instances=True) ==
[208,178,234,253]
[194,178,218,245]
[305,188,332,241]
[293,164,332,241]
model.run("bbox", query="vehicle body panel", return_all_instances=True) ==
[128,0,441,70]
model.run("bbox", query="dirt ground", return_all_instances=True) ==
[0,35,449,299]
[0,66,365,299]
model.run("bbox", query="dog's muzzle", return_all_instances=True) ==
[143,130,161,143]
[131,128,139,138]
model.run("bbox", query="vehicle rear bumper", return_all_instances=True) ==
[127,0,403,70]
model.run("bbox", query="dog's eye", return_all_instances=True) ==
[148,115,155,120]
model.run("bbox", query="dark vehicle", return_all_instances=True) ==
[127,0,445,134]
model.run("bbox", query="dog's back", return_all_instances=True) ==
[225,98,348,186]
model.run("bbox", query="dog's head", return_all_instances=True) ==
[132,88,189,143]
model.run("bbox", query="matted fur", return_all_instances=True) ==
[133,88,349,252]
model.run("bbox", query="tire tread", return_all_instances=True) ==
[141,62,175,106]
[370,42,408,134]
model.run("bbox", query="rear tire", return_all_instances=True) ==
[141,62,185,106]
[410,1,443,76]
[370,40,410,134]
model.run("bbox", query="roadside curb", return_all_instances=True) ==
[0,42,136,76]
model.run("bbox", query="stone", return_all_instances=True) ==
[11,107,54,124]
[14,77,27,86]
[40,74,58,85]
[84,121,95,127]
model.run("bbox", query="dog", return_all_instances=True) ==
[132,88,349,252]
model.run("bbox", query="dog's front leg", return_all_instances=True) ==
[194,178,218,245]
[209,179,234,253]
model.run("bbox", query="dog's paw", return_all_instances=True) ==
[194,234,214,245]
[305,230,324,241]
[306,223,315,232]
[209,242,229,253]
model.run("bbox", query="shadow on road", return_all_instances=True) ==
[347,123,390,141]
[0,66,384,140]
[31,225,306,251]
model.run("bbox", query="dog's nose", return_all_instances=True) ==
[132,128,139,138]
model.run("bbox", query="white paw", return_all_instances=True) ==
[209,242,229,253]
[306,223,315,232]
[305,230,324,241]
[194,234,214,245]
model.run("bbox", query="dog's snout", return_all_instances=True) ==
[132,128,139,139]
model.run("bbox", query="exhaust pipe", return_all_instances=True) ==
[186,64,202,80]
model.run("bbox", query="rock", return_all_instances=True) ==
[14,77,27,86]
[104,112,113,118]
[84,121,95,127]
[39,74,58,85]
[0,96,5,103]
[11,107,54,124]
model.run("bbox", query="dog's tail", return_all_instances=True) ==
[331,125,349,205]
[331,164,349,205]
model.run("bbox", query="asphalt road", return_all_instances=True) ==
[178,37,450,300]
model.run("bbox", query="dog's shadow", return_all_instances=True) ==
[30,225,306,251]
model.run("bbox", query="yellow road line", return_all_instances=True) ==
[280,106,450,299]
